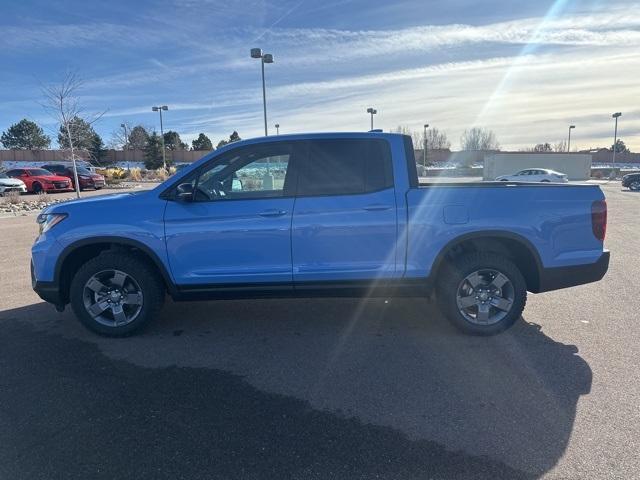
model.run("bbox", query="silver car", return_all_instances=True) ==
[496,168,569,183]
[0,172,27,195]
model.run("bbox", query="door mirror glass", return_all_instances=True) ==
[176,182,194,202]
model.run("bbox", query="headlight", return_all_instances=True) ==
[36,213,67,234]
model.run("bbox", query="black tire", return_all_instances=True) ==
[630,181,640,191]
[540,179,550,182]
[32,182,43,194]
[436,252,527,335]
[70,252,164,337]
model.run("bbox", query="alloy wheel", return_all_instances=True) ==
[82,269,144,327]
[456,269,515,325]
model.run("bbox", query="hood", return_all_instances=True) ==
[34,174,71,182]
[44,191,147,214]
[0,177,25,186]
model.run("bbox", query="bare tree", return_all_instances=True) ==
[421,127,451,151]
[41,72,105,198]
[460,127,500,151]
[553,140,567,152]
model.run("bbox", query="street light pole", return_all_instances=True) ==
[366,107,377,130]
[251,48,274,136]
[567,125,575,152]
[152,105,168,171]
[423,124,429,167]
[612,112,622,176]
[275,123,280,135]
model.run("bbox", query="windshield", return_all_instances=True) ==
[28,169,54,176]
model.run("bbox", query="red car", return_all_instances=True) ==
[5,168,73,194]
[42,163,105,190]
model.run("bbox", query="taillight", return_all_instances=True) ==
[591,200,607,241]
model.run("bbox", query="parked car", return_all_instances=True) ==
[31,132,609,337]
[5,168,72,193]
[496,168,569,183]
[621,172,640,191]
[0,172,27,195]
[42,163,105,190]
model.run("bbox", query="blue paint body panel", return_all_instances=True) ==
[31,132,608,300]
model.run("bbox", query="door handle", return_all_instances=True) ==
[258,209,288,217]
[363,204,392,211]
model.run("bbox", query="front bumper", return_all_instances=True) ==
[43,184,72,192]
[31,260,64,305]
[536,250,610,293]
[0,185,27,194]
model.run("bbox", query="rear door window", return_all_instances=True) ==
[297,139,393,196]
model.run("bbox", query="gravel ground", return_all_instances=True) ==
[0,183,159,216]
[0,182,638,479]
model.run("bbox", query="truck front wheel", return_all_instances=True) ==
[437,252,527,335]
[69,252,164,336]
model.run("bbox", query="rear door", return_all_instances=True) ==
[291,138,398,283]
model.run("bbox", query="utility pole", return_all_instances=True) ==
[251,48,274,136]
[366,107,377,130]
[612,112,622,178]
[567,125,575,152]
[423,124,429,167]
[152,105,168,171]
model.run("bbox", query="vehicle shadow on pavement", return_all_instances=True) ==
[0,298,591,480]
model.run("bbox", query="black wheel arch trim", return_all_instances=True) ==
[429,230,545,291]
[54,236,178,299]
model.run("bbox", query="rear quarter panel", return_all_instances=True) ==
[405,184,605,278]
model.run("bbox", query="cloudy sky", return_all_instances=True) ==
[1,0,639,150]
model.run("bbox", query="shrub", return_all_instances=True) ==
[36,191,49,203]
[129,167,143,182]
[1,190,21,204]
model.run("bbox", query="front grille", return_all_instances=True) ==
[54,182,68,188]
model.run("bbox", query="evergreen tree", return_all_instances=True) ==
[192,133,213,151]
[58,116,98,150]
[128,125,150,149]
[144,132,164,169]
[1,119,51,149]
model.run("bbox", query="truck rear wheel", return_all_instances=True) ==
[437,252,527,335]
[69,252,164,337]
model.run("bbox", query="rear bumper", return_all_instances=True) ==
[536,250,610,293]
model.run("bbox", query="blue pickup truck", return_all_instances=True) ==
[31,132,609,336]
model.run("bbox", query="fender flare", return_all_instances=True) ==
[429,230,544,291]
[55,236,177,296]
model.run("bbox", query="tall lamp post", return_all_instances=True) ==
[423,123,429,167]
[152,105,168,171]
[251,48,274,136]
[567,125,575,152]
[612,112,622,177]
[367,107,377,130]
[275,123,280,135]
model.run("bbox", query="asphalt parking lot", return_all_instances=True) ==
[0,182,638,479]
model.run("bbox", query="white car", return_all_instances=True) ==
[496,168,569,183]
[0,172,27,195]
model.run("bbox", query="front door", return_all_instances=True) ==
[164,142,299,286]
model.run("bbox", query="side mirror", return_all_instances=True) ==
[176,183,194,202]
